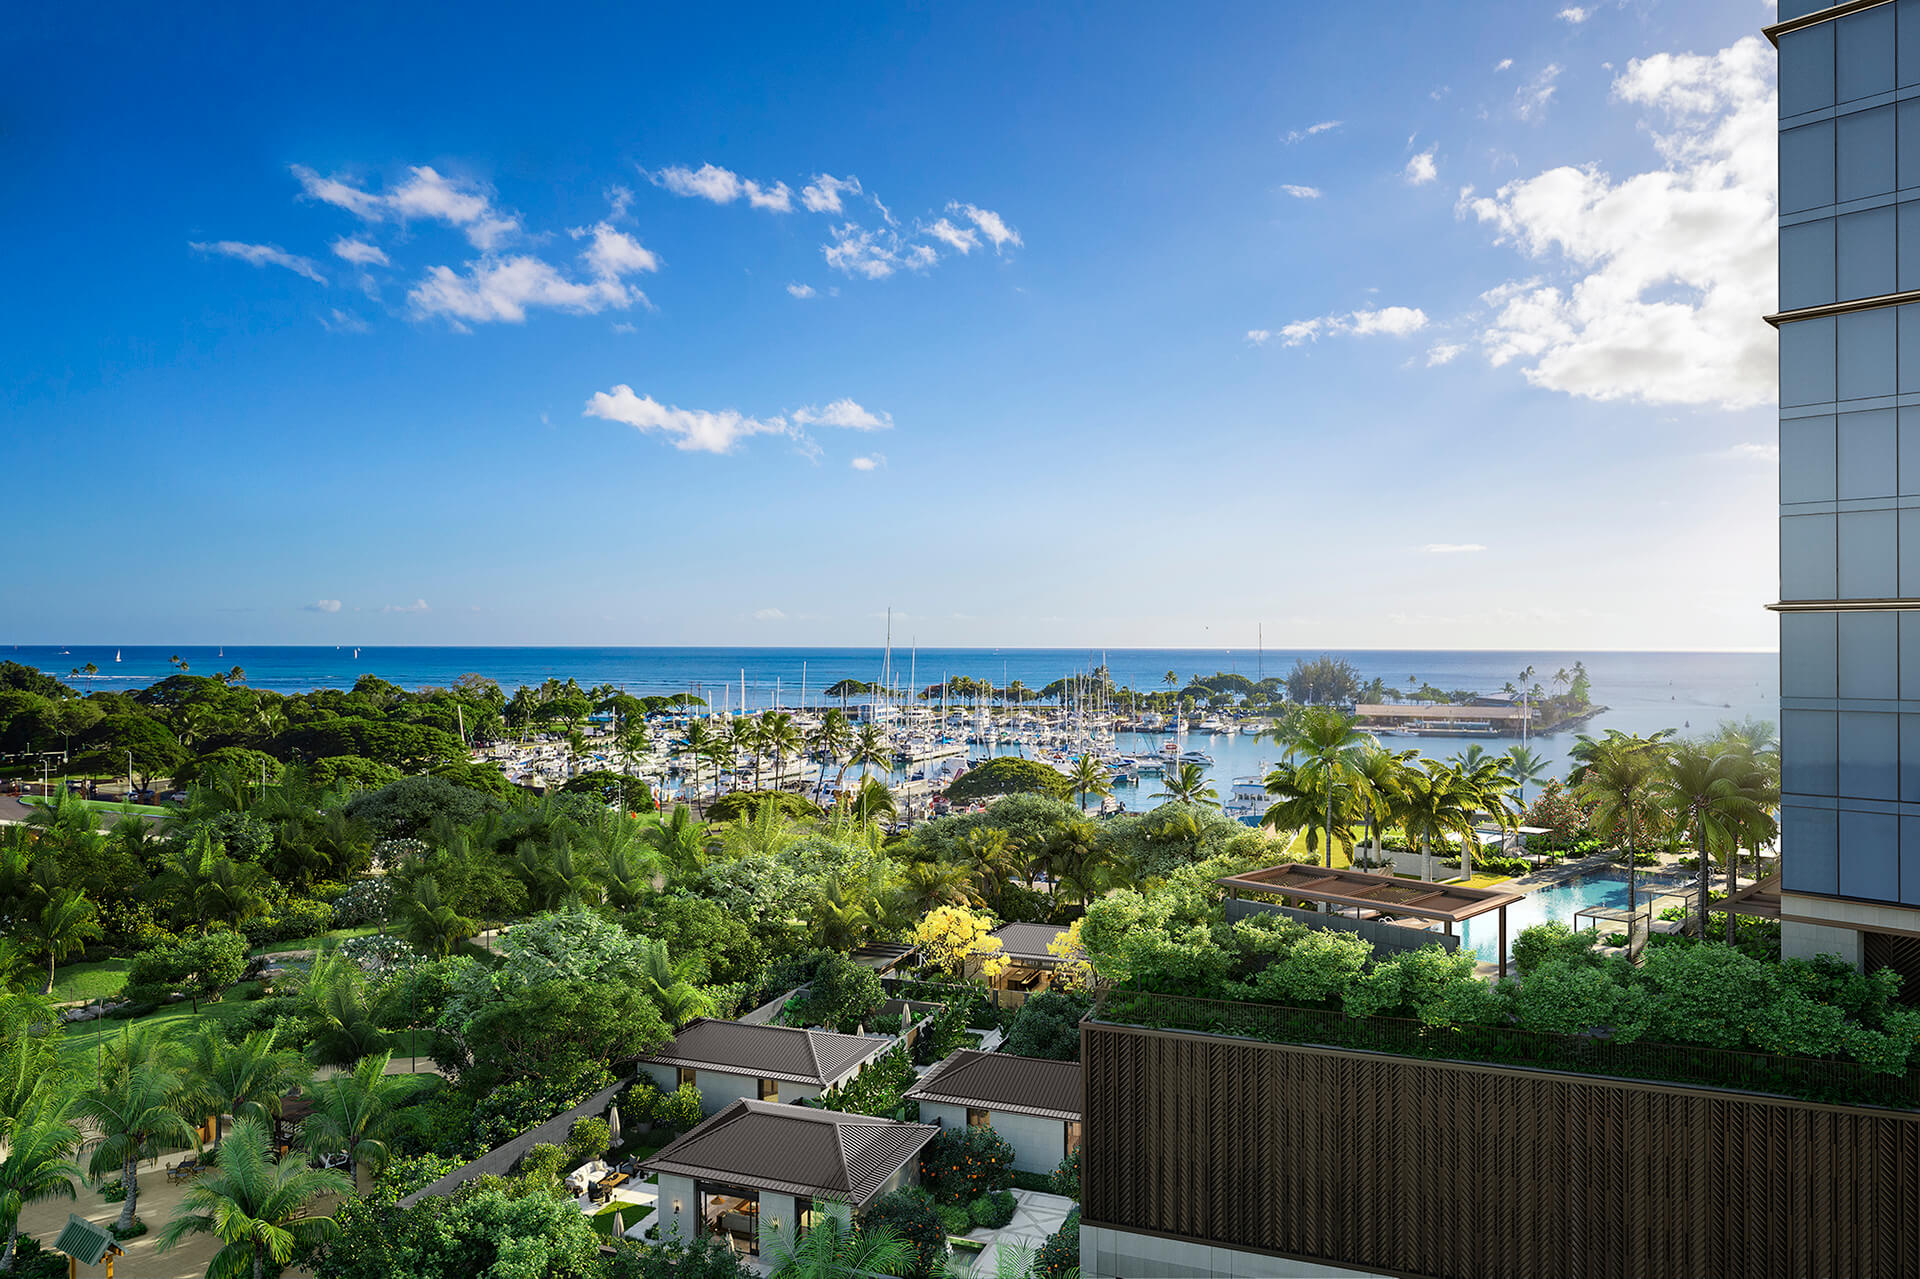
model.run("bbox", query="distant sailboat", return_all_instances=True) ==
[218,645,224,657]
[114,649,121,662]
[353,647,360,659]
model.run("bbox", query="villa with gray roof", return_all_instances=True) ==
[906,1049,1082,1173]
[642,1099,939,1258]
[634,1018,894,1115]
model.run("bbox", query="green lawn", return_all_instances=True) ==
[251,925,381,956]
[49,957,131,1003]
[21,794,176,818]
[57,983,263,1067]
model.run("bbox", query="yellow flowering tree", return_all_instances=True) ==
[1045,917,1093,991]
[912,905,1008,981]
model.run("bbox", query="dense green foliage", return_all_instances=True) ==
[943,756,1072,802]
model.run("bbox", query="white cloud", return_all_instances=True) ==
[304,599,342,613]
[792,398,892,430]
[1516,64,1563,122]
[1404,149,1438,185]
[611,321,637,333]
[1262,306,1429,347]
[605,184,634,220]
[800,174,863,213]
[330,237,389,267]
[381,599,430,613]
[1280,184,1323,199]
[321,308,369,334]
[787,283,816,298]
[1730,441,1779,461]
[583,386,790,454]
[950,202,1022,251]
[823,223,937,279]
[189,240,326,284]
[572,222,660,279]
[293,164,518,249]
[1462,37,1777,409]
[753,608,787,621]
[1426,342,1466,366]
[408,256,636,325]
[1495,58,1514,72]
[1284,120,1343,143]
[850,454,884,471]
[1559,6,1590,23]
[654,163,791,211]
[926,217,981,253]
[1421,543,1488,553]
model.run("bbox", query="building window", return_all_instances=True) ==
[759,1078,779,1102]
[967,1108,990,1128]
[677,1067,696,1090]
[1066,1121,1082,1156]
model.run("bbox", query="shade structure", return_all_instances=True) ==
[608,1105,622,1148]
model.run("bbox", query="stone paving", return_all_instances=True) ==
[951,1188,1075,1275]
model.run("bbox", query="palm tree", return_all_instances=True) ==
[1272,706,1371,869]
[186,1028,311,1149]
[762,712,804,791]
[845,724,891,796]
[643,804,707,880]
[1502,745,1550,806]
[763,1214,913,1279]
[853,778,896,826]
[1400,761,1482,883]
[1575,733,1669,957]
[1153,761,1219,807]
[1658,741,1764,938]
[79,1028,198,1232]
[1352,745,1417,870]
[401,875,477,958]
[677,720,719,811]
[20,889,100,995]
[960,828,1022,913]
[199,856,272,933]
[1068,753,1112,813]
[0,1088,80,1272]
[303,951,388,1069]
[808,710,855,804]
[302,1051,409,1195]
[158,1115,349,1279]
[1449,755,1521,879]
[893,859,984,914]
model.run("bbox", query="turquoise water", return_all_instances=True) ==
[1455,871,1633,960]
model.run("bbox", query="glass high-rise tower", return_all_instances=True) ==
[1773,0,1920,969]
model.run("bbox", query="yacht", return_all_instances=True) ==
[1223,776,1273,826]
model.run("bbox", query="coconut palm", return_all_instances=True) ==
[894,859,985,914]
[1502,745,1550,805]
[809,710,855,804]
[80,1028,198,1232]
[845,724,891,793]
[677,720,719,810]
[960,828,1023,913]
[303,951,388,1069]
[1068,753,1112,813]
[302,1051,409,1195]
[19,889,100,995]
[1657,740,1765,938]
[643,804,708,879]
[0,1087,81,1272]
[158,1115,349,1279]
[633,941,711,1027]
[1353,745,1418,870]
[1154,762,1219,807]
[198,856,272,933]
[1447,754,1521,879]
[762,712,805,790]
[186,1028,311,1149]
[1574,733,1670,957]
[1400,762,1482,883]
[720,799,800,861]
[1271,706,1372,869]
[853,778,897,826]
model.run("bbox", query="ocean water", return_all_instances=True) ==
[10,645,1776,805]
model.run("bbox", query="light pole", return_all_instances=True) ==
[127,749,134,799]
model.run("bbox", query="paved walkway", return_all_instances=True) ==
[957,1188,1075,1274]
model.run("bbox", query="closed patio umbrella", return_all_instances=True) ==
[611,1210,625,1239]
[608,1105,622,1148]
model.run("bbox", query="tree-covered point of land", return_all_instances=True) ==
[943,756,1071,802]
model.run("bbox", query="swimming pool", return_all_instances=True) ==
[1455,870,1635,960]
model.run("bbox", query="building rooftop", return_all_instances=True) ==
[635,1018,890,1086]
[1217,862,1525,924]
[640,1099,939,1207]
[906,1049,1082,1122]
[990,921,1073,964]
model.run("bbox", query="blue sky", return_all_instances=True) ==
[4,1,1781,650]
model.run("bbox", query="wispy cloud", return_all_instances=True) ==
[753,607,787,621]
[304,599,342,613]
[1494,58,1514,72]
[1255,305,1429,348]
[1559,6,1590,23]
[786,283,816,298]
[1280,184,1323,199]
[1284,120,1343,143]
[1729,442,1779,461]
[1404,148,1438,185]
[583,388,894,456]
[408,257,637,326]
[926,218,980,253]
[651,163,792,211]
[949,202,1021,251]
[321,308,369,334]
[189,240,326,284]
[380,599,430,613]
[1426,342,1465,366]
[330,237,388,267]
[1515,64,1562,122]
[800,174,862,213]
[1421,543,1487,554]
[293,164,519,249]
[850,454,885,471]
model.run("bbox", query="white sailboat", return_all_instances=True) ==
[114,649,121,662]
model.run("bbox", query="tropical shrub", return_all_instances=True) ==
[944,756,1072,802]
[794,954,883,1032]
[1033,1207,1080,1279]
[912,906,1008,981]
[860,1188,946,1278]
[921,1123,1015,1203]
[1049,1147,1081,1200]
[969,1189,1017,1229]
[564,1116,610,1163]
[812,1046,915,1118]
[1512,922,1600,976]
[516,1142,567,1182]
[1000,990,1089,1062]
[937,1202,972,1236]
[656,1082,703,1132]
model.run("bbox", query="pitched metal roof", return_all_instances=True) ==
[54,1215,117,1266]
[636,1018,891,1085]
[906,1049,1082,1121]
[640,1099,939,1207]
[990,922,1072,963]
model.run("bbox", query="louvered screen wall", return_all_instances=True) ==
[1081,1020,1920,1279]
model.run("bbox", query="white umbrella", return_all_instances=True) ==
[608,1105,623,1148]
[611,1210,626,1239]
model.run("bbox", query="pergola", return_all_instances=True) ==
[1217,863,1528,976]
